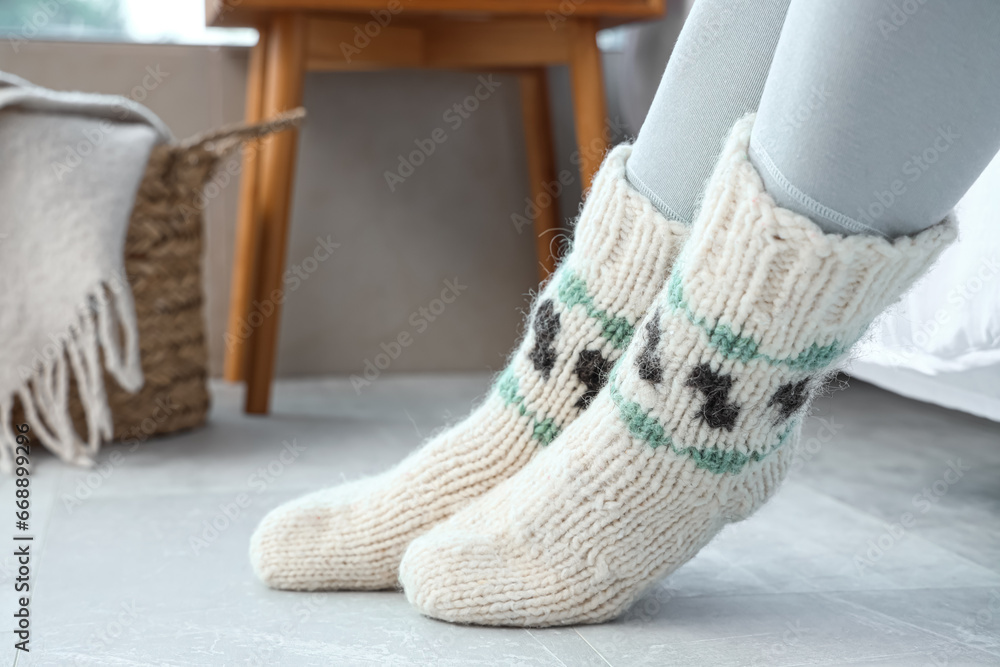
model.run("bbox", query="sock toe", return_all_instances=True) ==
[250,479,402,591]
[400,526,537,625]
[401,528,492,617]
[401,512,625,627]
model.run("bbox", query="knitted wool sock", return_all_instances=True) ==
[250,146,689,591]
[398,116,956,626]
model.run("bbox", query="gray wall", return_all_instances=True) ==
[1,40,603,377]
[282,69,536,376]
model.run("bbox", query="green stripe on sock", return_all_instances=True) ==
[496,368,562,446]
[494,270,634,446]
[557,271,634,349]
[532,418,560,446]
[609,376,794,475]
[666,271,844,371]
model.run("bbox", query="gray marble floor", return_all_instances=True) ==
[1,375,998,666]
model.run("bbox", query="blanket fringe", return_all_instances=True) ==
[0,275,142,471]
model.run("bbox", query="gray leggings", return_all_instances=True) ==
[627,0,1000,238]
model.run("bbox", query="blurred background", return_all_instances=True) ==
[3,2,999,664]
[7,0,996,426]
[1,0,654,377]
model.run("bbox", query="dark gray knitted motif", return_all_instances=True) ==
[769,378,812,421]
[685,363,740,431]
[636,311,663,384]
[529,300,561,380]
[574,349,613,409]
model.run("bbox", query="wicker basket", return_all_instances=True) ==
[14,109,304,445]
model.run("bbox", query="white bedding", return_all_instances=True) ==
[849,147,1000,422]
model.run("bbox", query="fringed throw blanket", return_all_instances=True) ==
[0,71,171,470]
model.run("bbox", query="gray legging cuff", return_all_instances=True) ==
[749,142,888,237]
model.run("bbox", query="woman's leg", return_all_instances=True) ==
[251,13,724,590]
[399,2,976,627]
[627,0,792,224]
[750,0,1000,238]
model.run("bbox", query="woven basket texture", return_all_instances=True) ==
[14,109,305,445]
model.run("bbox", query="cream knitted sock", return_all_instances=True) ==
[398,116,957,626]
[250,146,689,591]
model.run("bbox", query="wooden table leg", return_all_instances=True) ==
[244,13,307,414]
[518,68,562,280]
[568,18,608,192]
[224,25,269,383]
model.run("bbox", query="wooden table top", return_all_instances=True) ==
[207,0,664,27]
